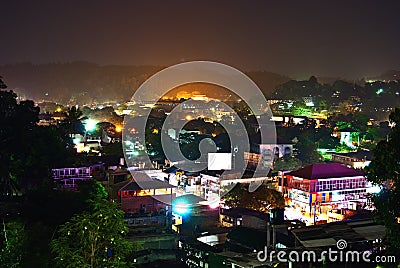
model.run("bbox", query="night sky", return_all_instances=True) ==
[1,0,400,78]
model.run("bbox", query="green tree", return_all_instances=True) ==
[0,88,42,197]
[366,108,400,248]
[352,113,370,134]
[318,135,340,149]
[223,183,285,213]
[20,180,113,266]
[0,220,26,268]
[274,155,302,171]
[335,144,353,153]
[318,100,327,110]
[295,140,323,166]
[291,101,312,117]
[0,77,7,89]
[51,199,132,268]
[0,79,74,197]
[102,142,123,157]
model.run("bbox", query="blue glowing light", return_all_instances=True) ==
[85,119,97,132]
[172,201,190,215]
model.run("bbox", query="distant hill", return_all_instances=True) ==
[316,76,350,85]
[0,62,290,104]
[0,62,162,104]
[368,70,400,82]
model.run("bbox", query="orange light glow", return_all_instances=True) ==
[115,125,123,132]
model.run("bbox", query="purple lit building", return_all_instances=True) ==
[284,163,374,215]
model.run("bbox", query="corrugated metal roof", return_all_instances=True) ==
[300,238,338,248]
[119,171,175,191]
[291,220,385,248]
[173,194,206,206]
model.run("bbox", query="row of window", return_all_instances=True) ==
[336,189,367,195]
[52,168,90,177]
[314,178,367,191]
[287,177,368,192]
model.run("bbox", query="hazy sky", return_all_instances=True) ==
[1,0,400,78]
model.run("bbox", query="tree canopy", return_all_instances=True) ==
[0,86,73,197]
[0,220,26,268]
[50,182,132,268]
[366,108,400,248]
[274,155,302,171]
[62,106,87,137]
[223,183,285,213]
[295,139,323,166]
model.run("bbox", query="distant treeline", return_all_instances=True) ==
[272,75,400,120]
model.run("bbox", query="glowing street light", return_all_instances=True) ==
[172,201,191,215]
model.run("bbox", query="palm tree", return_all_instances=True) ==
[63,106,87,137]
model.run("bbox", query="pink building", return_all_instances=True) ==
[284,163,372,214]
[118,172,176,213]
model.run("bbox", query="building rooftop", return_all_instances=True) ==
[221,207,270,222]
[108,167,130,175]
[331,150,373,161]
[163,166,200,176]
[227,226,295,250]
[173,194,207,206]
[218,250,276,267]
[291,219,385,248]
[119,171,175,191]
[179,237,222,253]
[288,163,364,180]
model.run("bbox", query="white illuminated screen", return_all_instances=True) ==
[208,153,232,170]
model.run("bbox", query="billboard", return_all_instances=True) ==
[208,153,232,170]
